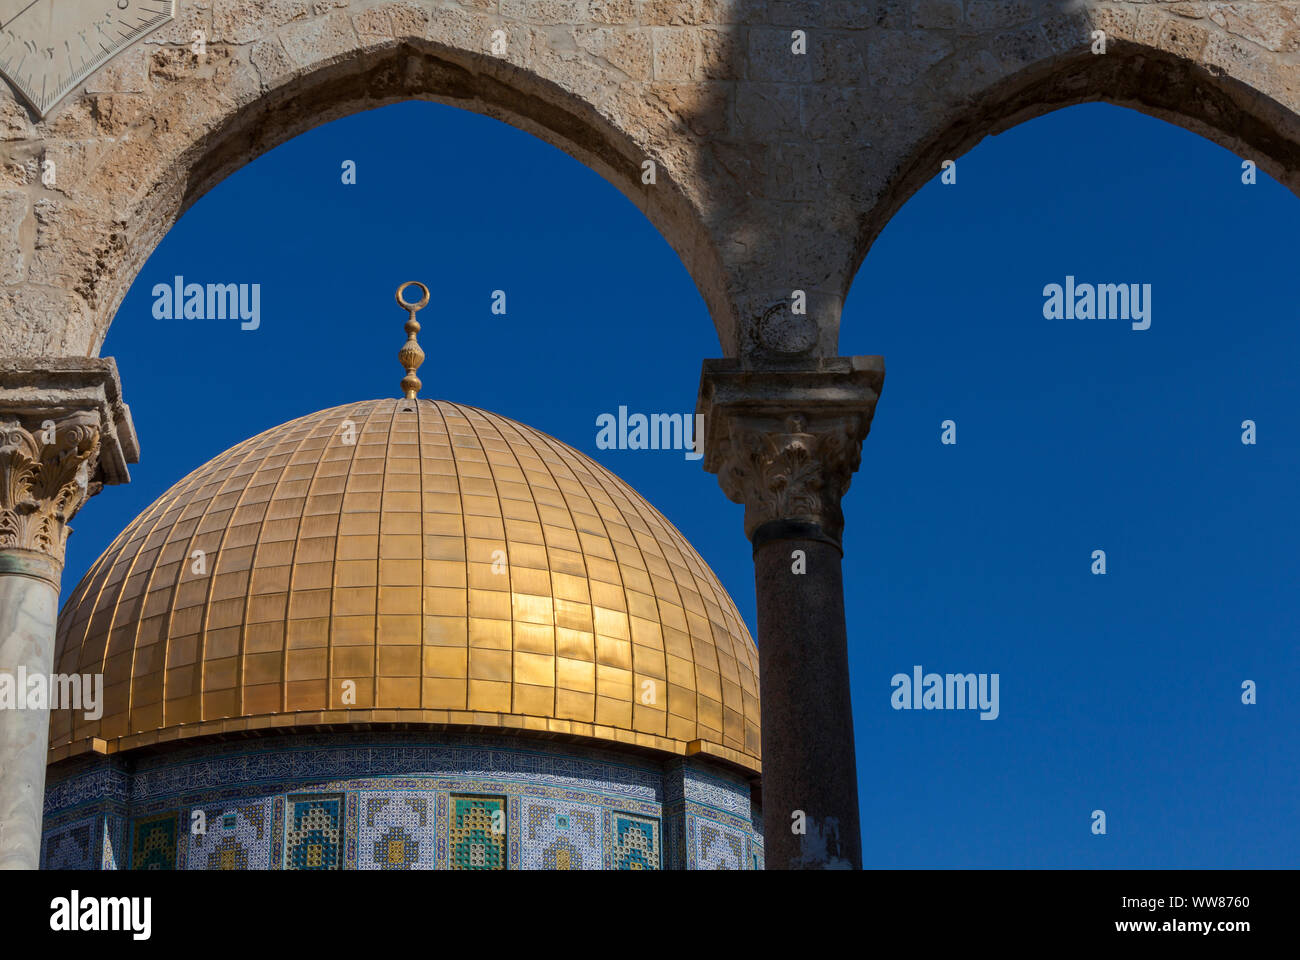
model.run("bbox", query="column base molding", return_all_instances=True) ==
[751,519,842,554]
[0,549,63,587]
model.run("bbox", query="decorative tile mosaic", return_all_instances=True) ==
[520,797,602,870]
[42,816,96,869]
[613,812,660,870]
[435,792,449,867]
[507,790,521,867]
[131,811,178,870]
[284,794,343,870]
[357,792,437,870]
[44,755,129,818]
[662,800,685,871]
[449,795,505,870]
[184,800,271,870]
[748,816,765,871]
[121,732,663,805]
[270,797,285,871]
[344,792,359,870]
[697,820,744,870]
[41,732,766,870]
[685,811,698,869]
[103,814,125,870]
[666,758,754,821]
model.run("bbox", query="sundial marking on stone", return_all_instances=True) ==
[0,1,175,118]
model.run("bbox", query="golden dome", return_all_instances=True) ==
[49,399,760,772]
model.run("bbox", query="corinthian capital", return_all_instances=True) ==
[0,412,101,565]
[696,357,885,545]
[0,358,139,574]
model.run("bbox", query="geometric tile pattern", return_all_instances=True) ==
[663,801,685,871]
[520,798,602,870]
[358,793,436,870]
[613,812,660,870]
[185,800,271,870]
[344,793,359,870]
[449,795,505,870]
[48,400,761,770]
[697,820,744,870]
[130,811,178,870]
[41,733,763,870]
[42,818,96,870]
[284,794,343,870]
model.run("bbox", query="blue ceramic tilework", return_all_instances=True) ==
[662,799,685,870]
[123,732,663,806]
[44,755,129,816]
[183,799,271,870]
[41,732,759,870]
[696,819,745,870]
[357,792,437,870]
[678,759,754,821]
[519,797,602,870]
[41,815,96,869]
[284,794,343,870]
[344,792,358,870]
[663,759,760,870]
[613,812,660,870]
[449,795,505,870]
[434,792,448,868]
[130,811,178,870]
[269,797,284,871]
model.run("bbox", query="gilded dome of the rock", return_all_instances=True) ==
[48,399,760,771]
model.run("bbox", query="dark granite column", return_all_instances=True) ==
[697,357,884,870]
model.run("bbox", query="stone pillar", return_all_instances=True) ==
[697,356,884,870]
[0,359,137,869]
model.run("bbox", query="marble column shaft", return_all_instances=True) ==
[0,366,137,869]
[0,554,60,869]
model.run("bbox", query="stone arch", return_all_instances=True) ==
[0,2,734,358]
[2,2,1298,364]
[839,3,1300,331]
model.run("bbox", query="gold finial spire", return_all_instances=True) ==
[395,281,429,400]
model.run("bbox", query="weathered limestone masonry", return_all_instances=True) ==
[0,1,1297,360]
[0,0,1297,868]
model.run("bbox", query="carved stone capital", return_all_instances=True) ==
[713,411,865,543]
[696,357,885,544]
[0,411,101,567]
[0,358,139,571]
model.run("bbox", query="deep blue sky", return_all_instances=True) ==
[69,99,1297,868]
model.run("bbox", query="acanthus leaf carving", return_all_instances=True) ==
[715,413,864,543]
[0,413,101,565]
